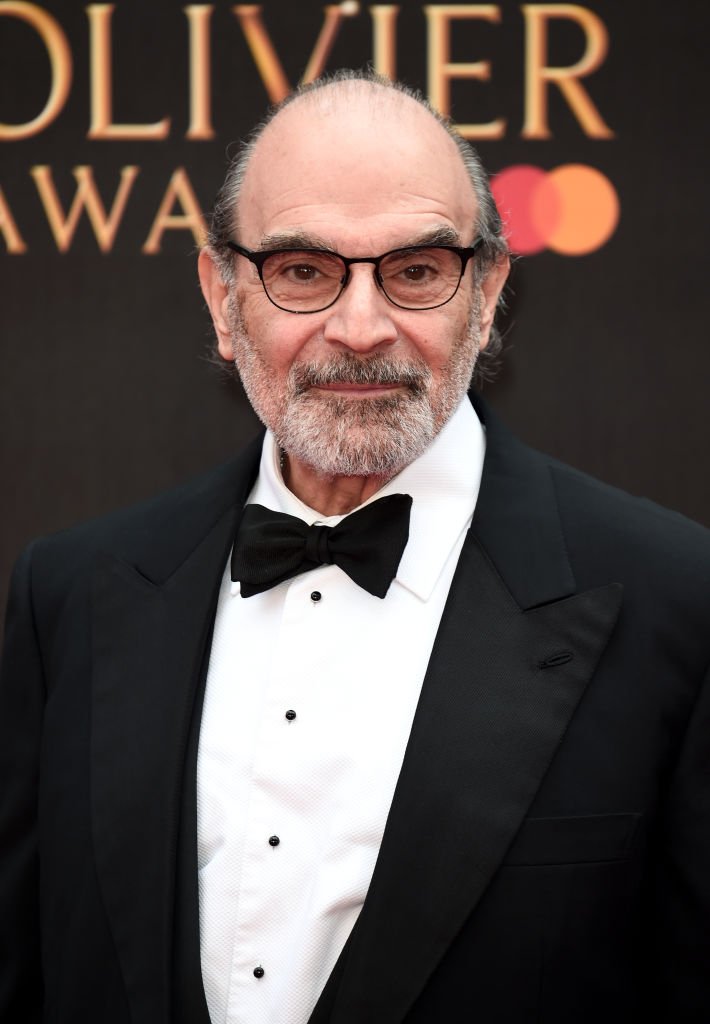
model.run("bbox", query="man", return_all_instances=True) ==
[1,70,708,1024]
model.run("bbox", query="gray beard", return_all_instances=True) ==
[227,298,481,479]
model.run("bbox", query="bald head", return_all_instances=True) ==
[238,81,476,255]
[241,80,475,240]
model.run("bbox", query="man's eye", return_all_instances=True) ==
[402,264,431,282]
[282,262,320,281]
[392,261,441,285]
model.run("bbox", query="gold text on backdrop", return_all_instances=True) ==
[0,2,612,142]
[0,167,206,254]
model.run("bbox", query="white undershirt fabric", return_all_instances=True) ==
[196,397,485,1024]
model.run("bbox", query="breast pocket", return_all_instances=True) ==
[503,812,643,866]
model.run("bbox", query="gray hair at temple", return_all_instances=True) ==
[206,69,510,385]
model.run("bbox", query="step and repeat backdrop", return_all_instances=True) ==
[1,0,707,620]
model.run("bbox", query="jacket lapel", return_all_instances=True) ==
[90,442,261,1024]
[311,398,623,1023]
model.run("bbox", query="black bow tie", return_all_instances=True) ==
[231,493,413,599]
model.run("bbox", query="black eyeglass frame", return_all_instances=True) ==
[225,238,485,313]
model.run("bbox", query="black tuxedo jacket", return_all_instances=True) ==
[1,395,709,1023]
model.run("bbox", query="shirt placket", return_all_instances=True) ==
[225,568,338,1022]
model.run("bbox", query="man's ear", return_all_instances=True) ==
[477,255,510,351]
[198,248,233,362]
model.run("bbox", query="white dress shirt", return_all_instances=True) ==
[196,397,486,1024]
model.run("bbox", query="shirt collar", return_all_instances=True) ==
[244,397,485,602]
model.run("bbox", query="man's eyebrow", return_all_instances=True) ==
[257,231,334,252]
[400,226,463,248]
[255,225,464,253]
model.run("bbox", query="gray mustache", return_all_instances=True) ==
[292,356,431,394]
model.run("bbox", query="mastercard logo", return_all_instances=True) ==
[491,164,620,256]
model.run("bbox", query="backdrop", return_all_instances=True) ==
[1,0,707,626]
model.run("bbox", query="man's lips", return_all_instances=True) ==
[313,382,403,397]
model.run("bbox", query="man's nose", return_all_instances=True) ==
[322,264,399,352]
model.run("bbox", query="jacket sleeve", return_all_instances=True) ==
[0,543,45,1022]
[656,658,710,1019]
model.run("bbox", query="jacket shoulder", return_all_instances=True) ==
[546,454,710,597]
[26,435,263,594]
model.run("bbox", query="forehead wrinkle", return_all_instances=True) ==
[260,187,464,216]
[243,145,476,225]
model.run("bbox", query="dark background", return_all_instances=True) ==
[1,0,707,627]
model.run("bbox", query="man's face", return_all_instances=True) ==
[201,89,508,479]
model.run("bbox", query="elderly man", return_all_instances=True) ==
[1,70,708,1024]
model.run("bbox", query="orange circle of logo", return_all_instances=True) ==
[491,164,620,256]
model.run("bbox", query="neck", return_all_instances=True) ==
[282,454,390,516]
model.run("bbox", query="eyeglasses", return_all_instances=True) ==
[226,239,484,314]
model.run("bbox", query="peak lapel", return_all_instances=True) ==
[311,397,623,1024]
[88,444,262,1024]
[90,510,235,1024]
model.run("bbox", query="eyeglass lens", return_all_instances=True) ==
[260,248,464,311]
